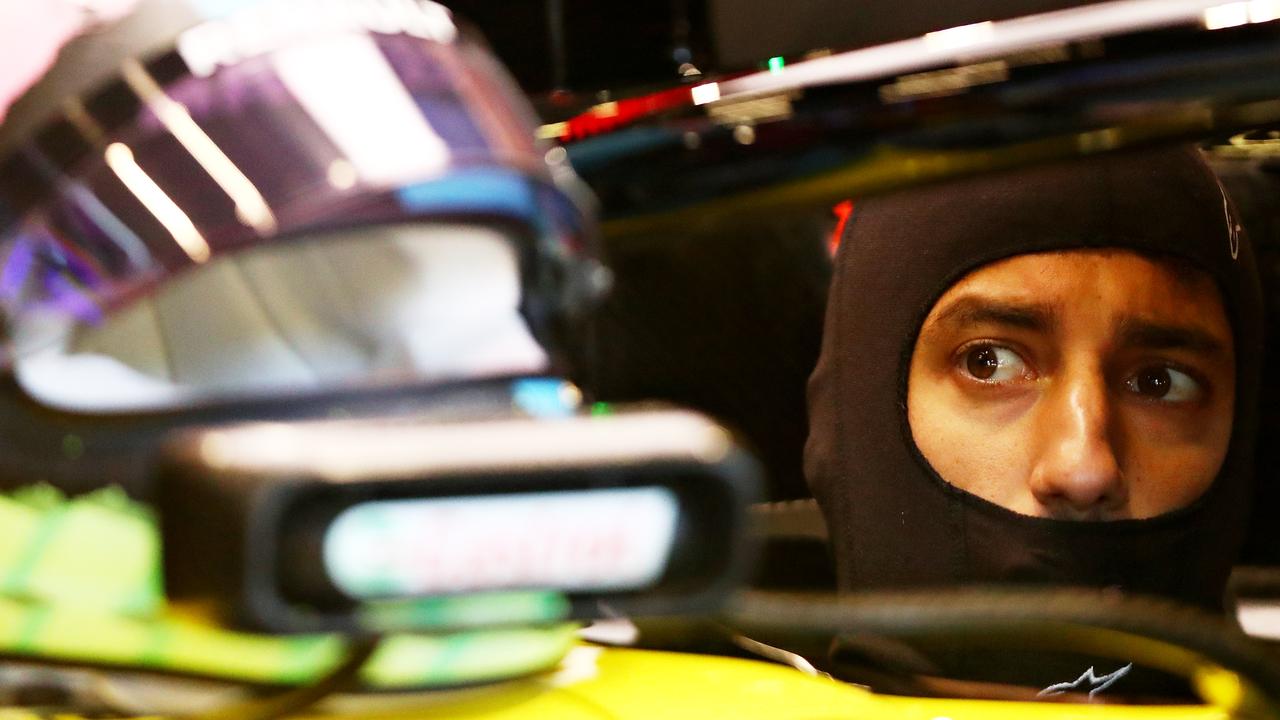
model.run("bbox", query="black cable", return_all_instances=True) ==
[191,636,381,720]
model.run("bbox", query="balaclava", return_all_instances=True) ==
[806,145,1263,615]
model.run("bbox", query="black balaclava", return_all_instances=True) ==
[806,146,1263,615]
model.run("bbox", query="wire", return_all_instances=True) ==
[191,635,381,720]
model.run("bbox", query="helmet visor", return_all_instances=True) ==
[0,28,586,409]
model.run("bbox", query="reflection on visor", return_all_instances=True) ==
[0,29,586,405]
[15,224,549,412]
[271,33,453,187]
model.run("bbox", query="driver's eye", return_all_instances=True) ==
[1124,366,1202,402]
[961,345,1027,383]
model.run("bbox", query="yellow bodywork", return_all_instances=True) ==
[294,645,1237,720]
[0,488,1254,720]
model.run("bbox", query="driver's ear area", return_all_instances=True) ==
[1211,153,1280,569]
[1209,150,1280,641]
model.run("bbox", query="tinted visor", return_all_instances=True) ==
[0,30,587,401]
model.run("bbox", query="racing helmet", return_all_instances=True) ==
[0,0,604,496]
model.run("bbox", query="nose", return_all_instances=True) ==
[1027,369,1127,519]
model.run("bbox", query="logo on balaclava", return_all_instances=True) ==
[1038,663,1132,698]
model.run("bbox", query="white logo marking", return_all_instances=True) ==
[1038,663,1133,698]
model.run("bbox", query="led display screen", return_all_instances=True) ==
[322,486,681,598]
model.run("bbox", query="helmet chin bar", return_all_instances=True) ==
[14,223,549,413]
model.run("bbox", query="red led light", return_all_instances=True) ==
[829,199,854,256]
[559,85,695,141]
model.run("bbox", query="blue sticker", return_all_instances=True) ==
[396,169,537,220]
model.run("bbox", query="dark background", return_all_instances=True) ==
[449,0,1111,97]
[446,0,1121,501]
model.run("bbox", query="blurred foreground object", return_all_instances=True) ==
[0,485,578,695]
[0,0,604,497]
[158,408,761,633]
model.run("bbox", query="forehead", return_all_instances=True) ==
[923,249,1232,343]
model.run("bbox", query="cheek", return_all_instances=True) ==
[1117,397,1234,516]
[907,378,1038,508]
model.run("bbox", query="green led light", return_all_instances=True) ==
[768,56,785,73]
[590,402,613,416]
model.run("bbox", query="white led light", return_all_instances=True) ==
[1204,1,1251,28]
[717,0,1269,100]
[1249,0,1280,22]
[691,82,721,106]
[923,21,996,51]
[1238,601,1280,640]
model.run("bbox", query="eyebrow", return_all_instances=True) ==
[929,295,1228,357]
[1116,318,1227,357]
[929,296,1056,333]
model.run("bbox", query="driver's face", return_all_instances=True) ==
[907,249,1235,520]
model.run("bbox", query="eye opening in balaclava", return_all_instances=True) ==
[901,246,1236,524]
[805,144,1263,613]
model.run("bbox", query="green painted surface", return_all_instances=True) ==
[0,485,574,689]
